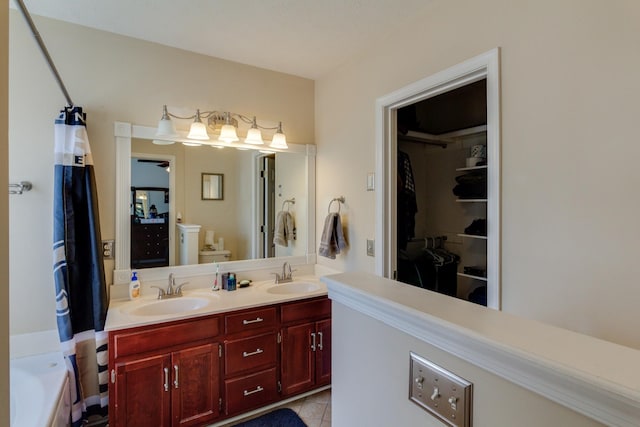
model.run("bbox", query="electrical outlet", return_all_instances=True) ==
[102,240,115,260]
[366,239,375,257]
[409,352,472,427]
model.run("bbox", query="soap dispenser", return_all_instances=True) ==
[129,271,141,300]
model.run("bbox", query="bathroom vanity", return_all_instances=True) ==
[106,277,330,427]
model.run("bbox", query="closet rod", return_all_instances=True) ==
[15,0,74,106]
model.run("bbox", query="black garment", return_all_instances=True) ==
[453,170,487,199]
[397,247,459,297]
[464,218,487,236]
[397,151,417,249]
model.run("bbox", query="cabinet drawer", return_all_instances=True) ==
[281,298,331,324]
[112,316,220,358]
[224,332,277,376]
[224,368,278,415]
[225,307,277,334]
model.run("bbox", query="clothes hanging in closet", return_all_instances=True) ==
[397,239,459,297]
[397,151,417,250]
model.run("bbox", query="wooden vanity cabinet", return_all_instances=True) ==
[222,307,279,415]
[109,316,221,427]
[109,296,332,426]
[280,297,332,396]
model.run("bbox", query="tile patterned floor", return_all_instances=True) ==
[281,389,331,427]
[222,389,331,427]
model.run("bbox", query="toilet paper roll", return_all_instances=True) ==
[205,230,215,247]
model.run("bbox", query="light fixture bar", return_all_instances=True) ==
[157,105,287,150]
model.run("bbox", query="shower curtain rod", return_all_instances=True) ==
[14,0,74,107]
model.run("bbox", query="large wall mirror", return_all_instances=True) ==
[113,122,316,285]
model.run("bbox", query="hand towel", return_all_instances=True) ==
[319,213,347,259]
[274,211,295,247]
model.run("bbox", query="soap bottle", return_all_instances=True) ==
[129,271,141,300]
[227,272,236,291]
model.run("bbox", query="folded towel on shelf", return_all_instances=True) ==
[273,211,295,247]
[319,212,347,259]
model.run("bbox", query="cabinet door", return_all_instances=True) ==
[315,319,332,386]
[114,354,171,427]
[281,322,315,396]
[171,343,220,427]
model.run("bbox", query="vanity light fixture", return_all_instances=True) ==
[153,105,288,150]
[244,116,264,145]
[270,122,288,149]
[186,109,209,140]
[155,105,179,140]
[218,112,239,143]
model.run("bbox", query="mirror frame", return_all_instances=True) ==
[113,121,316,285]
[201,173,224,200]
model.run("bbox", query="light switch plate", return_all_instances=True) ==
[366,173,375,191]
[409,352,472,427]
[366,239,375,257]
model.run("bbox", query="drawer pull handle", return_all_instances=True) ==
[243,317,264,325]
[318,331,324,351]
[174,365,179,389]
[311,332,316,351]
[243,348,264,358]
[243,385,264,396]
[163,367,169,392]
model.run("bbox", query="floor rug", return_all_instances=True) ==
[233,408,307,427]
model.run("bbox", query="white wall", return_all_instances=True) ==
[332,302,604,427]
[8,12,314,335]
[1,0,9,419]
[315,0,640,349]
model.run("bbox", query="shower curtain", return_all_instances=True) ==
[53,106,109,426]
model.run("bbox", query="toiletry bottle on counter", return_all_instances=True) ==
[227,272,236,291]
[129,271,141,300]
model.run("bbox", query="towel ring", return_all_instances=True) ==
[328,196,345,214]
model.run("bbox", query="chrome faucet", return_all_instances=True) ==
[273,262,294,284]
[151,273,189,299]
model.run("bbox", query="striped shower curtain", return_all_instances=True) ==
[53,106,109,426]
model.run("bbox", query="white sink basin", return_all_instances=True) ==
[121,296,213,316]
[266,281,321,295]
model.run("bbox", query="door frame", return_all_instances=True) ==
[374,48,501,309]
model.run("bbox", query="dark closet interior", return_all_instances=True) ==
[396,79,489,306]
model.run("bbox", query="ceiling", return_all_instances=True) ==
[15,0,435,79]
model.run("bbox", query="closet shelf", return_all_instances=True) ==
[456,199,487,203]
[457,272,488,282]
[456,165,488,172]
[457,233,488,240]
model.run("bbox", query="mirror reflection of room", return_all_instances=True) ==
[129,138,308,269]
[130,158,171,269]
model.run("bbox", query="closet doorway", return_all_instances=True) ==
[375,49,501,309]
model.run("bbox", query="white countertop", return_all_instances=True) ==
[105,275,327,331]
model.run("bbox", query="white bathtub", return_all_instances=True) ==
[10,351,70,427]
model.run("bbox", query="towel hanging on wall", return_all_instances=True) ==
[319,212,348,259]
[274,210,295,246]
